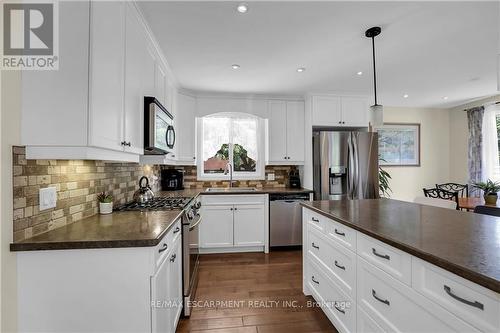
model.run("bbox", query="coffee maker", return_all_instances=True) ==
[161,169,184,191]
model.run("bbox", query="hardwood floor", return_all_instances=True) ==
[177,250,337,333]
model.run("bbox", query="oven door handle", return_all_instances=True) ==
[189,217,203,231]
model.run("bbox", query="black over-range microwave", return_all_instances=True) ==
[144,96,176,155]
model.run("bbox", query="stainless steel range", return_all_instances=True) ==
[115,195,202,317]
[115,197,192,211]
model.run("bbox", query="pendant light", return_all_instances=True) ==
[365,26,383,128]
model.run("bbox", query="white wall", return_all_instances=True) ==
[382,107,451,202]
[1,70,21,332]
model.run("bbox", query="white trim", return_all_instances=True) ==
[196,113,265,181]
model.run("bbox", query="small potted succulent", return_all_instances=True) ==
[472,179,500,205]
[97,192,113,214]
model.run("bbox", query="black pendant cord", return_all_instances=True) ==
[371,36,377,106]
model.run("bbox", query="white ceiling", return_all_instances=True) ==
[139,1,499,108]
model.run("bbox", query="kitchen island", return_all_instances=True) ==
[301,199,500,333]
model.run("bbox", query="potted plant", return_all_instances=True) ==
[472,179,500,205]
[97,192,113,214]
[379,157,392,197]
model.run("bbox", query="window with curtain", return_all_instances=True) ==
[482,104,500,181]
[198,113,264,180]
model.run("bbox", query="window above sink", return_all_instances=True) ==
[197,113,265,181]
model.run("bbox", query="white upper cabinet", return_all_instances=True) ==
[88,1,125,153]
[20,1,175,162]
[21,0,90,148]
[267,100,305,165]
[312,95,369,127]
[175,93,196,163]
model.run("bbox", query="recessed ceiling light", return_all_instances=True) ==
[231,64,240,70]
[357,71,363,76]
[403,94,409,98]
[236,3,248,13]
[442,96,449,100]
[297,67,306,73]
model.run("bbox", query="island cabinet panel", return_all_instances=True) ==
[200,195,269,253]
[412,257,500,333]
[302,206,499,333]
[357,232,412,286]
[357,257,480,333]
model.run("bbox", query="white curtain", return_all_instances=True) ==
[481,104,500,181]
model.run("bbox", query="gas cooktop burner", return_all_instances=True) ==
[115,197,192,211]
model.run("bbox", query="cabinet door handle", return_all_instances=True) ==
[334,228,345,236]
[372,289,390,306]
[443,285,484,310]
[334,260,345,270]
[311,242,319,249]
[158,243,168,253]
[334,304,345,314]
[372,248,390,260]
[173,227,180,234]
[170,254,176,262]
[230,208,233,211]
[311,217,320,222]
[311,276,319,284]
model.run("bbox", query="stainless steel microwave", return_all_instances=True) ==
[144,96,175,155]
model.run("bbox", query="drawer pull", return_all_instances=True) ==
[334,304,345,314]
[443,285,484,310]
[311,242,320,249]
[173,227,180,234]
[311,276,320,284]
[158,244,168,253]
[372,248,390,260]
[334,260,346,270]
[334,228,345,236]
[170,254,177,262]
[311,217,320,222]
[372,289,390,306]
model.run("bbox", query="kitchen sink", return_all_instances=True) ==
[205,187,258,192]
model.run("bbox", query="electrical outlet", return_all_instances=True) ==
[267,173,275,181]
[39,187,57,211]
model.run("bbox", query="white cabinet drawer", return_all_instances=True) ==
[154,219,181,268]
[325,220,356,252]
[307,260,356,333]
[308,228,356,299]
[303,208,326,233]
[202,194,266,205]
[356,306,385,333]
[357,233,411,286]
[412,258,500,332]
[357,257,480,333]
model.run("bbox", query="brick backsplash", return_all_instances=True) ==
[12,145,298,242]
[12,146,161,242]
[162,165,295,189]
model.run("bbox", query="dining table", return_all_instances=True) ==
[457,197,500,211]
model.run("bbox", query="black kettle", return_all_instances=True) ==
[133,176,155,203]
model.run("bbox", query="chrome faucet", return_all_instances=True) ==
[224,163,234,187]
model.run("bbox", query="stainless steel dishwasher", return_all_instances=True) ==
[269,193,310,247]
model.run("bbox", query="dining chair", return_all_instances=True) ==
[473,205,500,217]
[414,196,458,210]
[436,183,468,197]
[422,188,459,210]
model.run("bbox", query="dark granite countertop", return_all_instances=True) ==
[301,199,500,293]
[11,187,312,252]
[10,210,184,251]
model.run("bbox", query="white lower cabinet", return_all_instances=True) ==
[200,195,268,253]
[152,234,183,333]
[17,219,183,333]
[302,207,499,333]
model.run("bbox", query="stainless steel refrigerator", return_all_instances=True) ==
[313,131,379,200]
